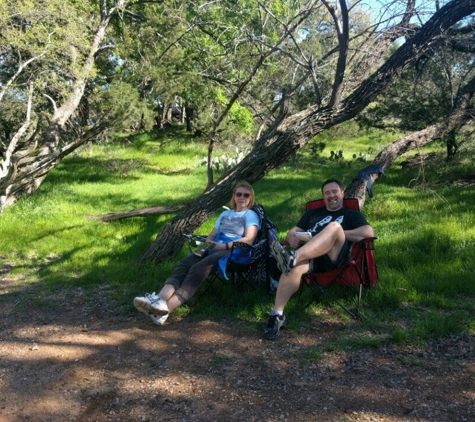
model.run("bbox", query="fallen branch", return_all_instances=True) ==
[86,202,190,222]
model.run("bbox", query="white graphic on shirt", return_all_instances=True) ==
[219,216,246,237]
[310,215,332,231]
[310,215,344,232]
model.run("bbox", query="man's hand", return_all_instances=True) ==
[288,233,303,249]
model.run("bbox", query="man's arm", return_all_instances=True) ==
[344,224,375,242]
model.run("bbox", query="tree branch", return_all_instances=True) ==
[323,0,350,107]
[86,202,191,222]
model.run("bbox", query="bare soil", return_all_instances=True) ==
[1,284,474,422]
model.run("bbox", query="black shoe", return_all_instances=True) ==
[264,313,286,340]
[271,242,295,275]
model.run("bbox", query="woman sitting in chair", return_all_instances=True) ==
[133,181,260,326]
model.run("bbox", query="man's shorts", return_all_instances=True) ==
[308,239,353,273]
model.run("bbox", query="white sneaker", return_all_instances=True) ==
[149,312,169,326]
[133,292,169,316]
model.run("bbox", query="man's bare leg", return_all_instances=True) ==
[273,262,309,312]
[265,261,309,339]
[294,222,346,263]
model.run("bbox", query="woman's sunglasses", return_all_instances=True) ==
[235,192,250,198]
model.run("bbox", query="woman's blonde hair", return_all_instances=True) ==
[230,180,255,210]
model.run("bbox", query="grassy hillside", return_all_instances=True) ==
[1,125,474,349]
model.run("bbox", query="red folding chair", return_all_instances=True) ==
[299,198,378,319]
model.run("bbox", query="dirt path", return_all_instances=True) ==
[1,286,474,422]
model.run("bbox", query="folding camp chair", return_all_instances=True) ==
[299,198,378,319]
[184,203,278,292]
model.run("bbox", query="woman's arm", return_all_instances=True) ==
[236,225,259,246]
[209,224,260,251]
[205,228,218,245]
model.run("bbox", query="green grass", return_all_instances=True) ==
[1,124,475,353]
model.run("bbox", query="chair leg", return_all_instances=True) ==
[310,283,360,320]
[200,273,217,296]
[357,283,363,315]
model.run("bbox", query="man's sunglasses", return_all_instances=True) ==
[235,192,250,198]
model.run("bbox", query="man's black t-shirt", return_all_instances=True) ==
[296,206,369,235]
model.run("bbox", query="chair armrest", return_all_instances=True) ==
[230,241,251,250]
[182,233,208,253]
[358,236,378,243]
[357,237,377,251]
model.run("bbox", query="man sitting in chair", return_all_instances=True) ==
[265,179,375,340]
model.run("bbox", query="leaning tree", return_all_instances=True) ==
[140,0,475,263]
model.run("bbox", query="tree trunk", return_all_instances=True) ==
[185,106,194,132]
[155,105,164,130]
[165,104,173,125]
[180,103,186,125]
[446,131,458,159]
[140,186,232,262]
